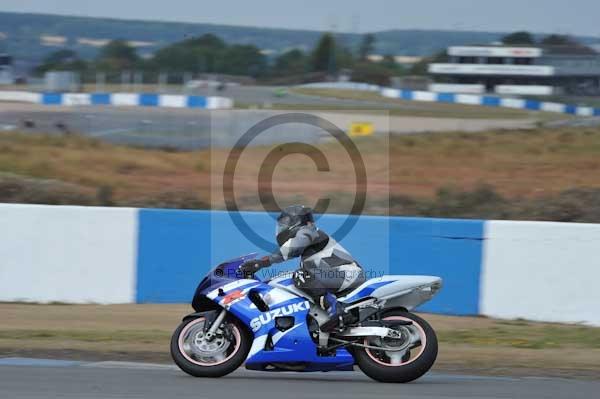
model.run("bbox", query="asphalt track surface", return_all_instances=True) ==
[0,358,597,399]
[192,85,433,110]
[0,104,536,150]
[0,84,542,150]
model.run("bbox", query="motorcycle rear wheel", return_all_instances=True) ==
[354,310,438,383]
[170,315,251,378]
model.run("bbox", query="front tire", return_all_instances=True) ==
[354,310,438,383]
[170,315,251,378]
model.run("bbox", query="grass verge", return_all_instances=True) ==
[1,304,598,378]
[2,128,600,221]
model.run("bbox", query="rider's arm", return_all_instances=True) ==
[241,227,315,273]
[268,230,313,264]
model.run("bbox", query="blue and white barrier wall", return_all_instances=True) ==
[381,87,600,116]
[289,81,600,117]
[2,85,599,115]
[0,90,233,109]
[0,204,598,325]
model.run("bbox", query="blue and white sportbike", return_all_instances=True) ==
[171,254,442,383]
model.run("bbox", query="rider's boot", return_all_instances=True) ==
[319,292,352,332]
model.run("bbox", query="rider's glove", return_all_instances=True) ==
[239,257,271,277]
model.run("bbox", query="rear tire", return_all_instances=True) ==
[170,315,251,378]
[354,310,438,383]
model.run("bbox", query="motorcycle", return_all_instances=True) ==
[171,254,442,383]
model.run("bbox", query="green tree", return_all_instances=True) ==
[501,31,535,45]
[380,54,405,75]
[35,49,87,75]
[184,33,226,51]
[358,33,376,61]
[350,61,392,86]
[273,49,308,76]
[43,49,78,65]
[150,34,228,74]
[217,45,266,77]
[335,45,356,70]
[410,51,447,76]
[311,33,337,73]
[96,39,139,71]
[540,34,577,46]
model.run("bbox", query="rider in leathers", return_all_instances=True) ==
[240,205,365,330]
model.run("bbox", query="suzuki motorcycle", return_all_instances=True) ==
[171,254,442,383]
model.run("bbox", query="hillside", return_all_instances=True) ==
[1,11,599,67]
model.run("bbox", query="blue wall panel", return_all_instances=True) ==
[437,93,455,103]
[90,93,111,105]
[137,210,484,315]
[400,90,414,101]
[388,217,484,315]
[482,96,501,107]
[136,209,211,303]
[187,95,208,108]
[139,93,159,107]
[565,104,577,115]
[42,93,62,105]
[525,100,541,110]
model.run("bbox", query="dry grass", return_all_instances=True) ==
[387,128,600,198]
[2,127,600,209]
[1,304,598,377]
[0,131,210,203]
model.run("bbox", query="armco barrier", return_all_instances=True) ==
[0,203,598,325]
[0,90,233,109]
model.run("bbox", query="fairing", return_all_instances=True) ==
[191,256,440,371]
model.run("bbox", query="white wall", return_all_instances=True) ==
[0,204,138,304]
[481,220,600,326]
[0,91,41,103]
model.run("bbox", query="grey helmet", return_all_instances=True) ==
[276,205,314,247]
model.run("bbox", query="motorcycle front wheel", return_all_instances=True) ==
[354,310,438,383]
[170,314,251,378]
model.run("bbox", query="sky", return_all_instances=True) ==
[1,0,599,37]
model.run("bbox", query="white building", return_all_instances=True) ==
[428,45,600,96]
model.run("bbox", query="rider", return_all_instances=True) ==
[240,205,365,331]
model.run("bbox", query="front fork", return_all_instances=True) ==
[204,309,228,340]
